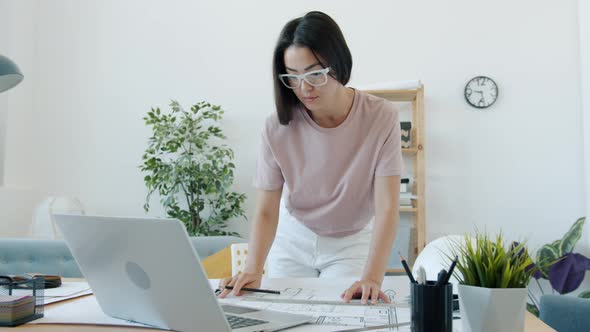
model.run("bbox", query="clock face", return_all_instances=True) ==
[464,76,498,108]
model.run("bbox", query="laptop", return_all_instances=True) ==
[54,214,313,332]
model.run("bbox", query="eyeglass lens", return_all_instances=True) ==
[281,71,327,88]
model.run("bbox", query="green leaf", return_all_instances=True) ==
[448,232,537,288]
[559,217,585,254]
[536,244,561,278]
[527,303,539,317]
[579,291,590,299]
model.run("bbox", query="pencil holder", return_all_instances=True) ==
[0,276,45,326]
[411,281,453,332]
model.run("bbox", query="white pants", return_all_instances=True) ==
[267,201,373,278]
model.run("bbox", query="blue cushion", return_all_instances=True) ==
[0,238,82,277]
[540,294,590,332]
[0,236,246,278]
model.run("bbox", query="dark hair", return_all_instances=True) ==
[272,11,353,125]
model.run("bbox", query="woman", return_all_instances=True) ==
[219,11,402,305]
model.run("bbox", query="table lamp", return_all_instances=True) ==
[0,54,24,93]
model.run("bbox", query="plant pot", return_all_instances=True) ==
[458,284,527,332]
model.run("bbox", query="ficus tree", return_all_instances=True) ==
[141,101,246,236]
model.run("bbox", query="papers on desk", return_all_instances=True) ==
[215,277,412,330]
[24,281,146,328]
[11,281,92,305]
[224,287,409,308]
[28,295,146,327]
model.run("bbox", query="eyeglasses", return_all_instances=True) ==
[278,67,331,89]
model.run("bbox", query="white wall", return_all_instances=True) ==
[1,0,586,252]
[580,0,590,254]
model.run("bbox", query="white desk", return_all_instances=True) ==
[0,277,555,332]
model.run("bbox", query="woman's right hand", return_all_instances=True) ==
[217,271,263,298]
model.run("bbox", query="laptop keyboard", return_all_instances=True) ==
[226,314,268,329]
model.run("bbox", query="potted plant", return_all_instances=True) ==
[141,101,247,236]
[448,232,537,332]
[528,217,590,316]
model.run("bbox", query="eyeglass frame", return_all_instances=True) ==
[278,67,332,89]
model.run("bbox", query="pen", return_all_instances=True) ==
[218,286,281,295]
[398,252,416,284]
[435,269,447,286]
[442,255,458,285]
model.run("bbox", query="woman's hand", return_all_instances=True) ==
[217,272,263,298]
[340,279,391,305]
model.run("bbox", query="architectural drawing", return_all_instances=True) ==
[219,287,411,329]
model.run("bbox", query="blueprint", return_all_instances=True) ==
[219,286,411,329]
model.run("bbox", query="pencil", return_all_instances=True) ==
[222,286,281,295]
[442,255,458,285]
[398,252,416,284]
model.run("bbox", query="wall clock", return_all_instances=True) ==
[464,76,498,108]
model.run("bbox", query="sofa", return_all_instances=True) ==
[0,236,246,278]
[539,294,590,332]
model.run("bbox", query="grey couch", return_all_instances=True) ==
[0,236,246,278]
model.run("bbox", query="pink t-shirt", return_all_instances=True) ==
[254,89,403,237]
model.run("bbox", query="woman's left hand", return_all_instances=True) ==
[340,279,391,305]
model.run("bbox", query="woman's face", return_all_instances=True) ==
[282,45,340,112]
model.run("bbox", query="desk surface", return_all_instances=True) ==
[0,312,552,332]
[0,277,555,332]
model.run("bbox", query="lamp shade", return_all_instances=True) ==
[0,54,24,93]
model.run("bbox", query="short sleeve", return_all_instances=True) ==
[252,128,284,190]
[375,110,404,176]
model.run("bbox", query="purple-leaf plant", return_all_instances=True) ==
[528,217,590,316]
[535,217,590,294]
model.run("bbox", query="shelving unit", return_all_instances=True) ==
[365,84,426,272]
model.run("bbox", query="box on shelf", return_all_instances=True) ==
[400,178,410,192]
[400,122,412,148]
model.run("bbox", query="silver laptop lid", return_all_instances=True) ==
[54,214,231,332]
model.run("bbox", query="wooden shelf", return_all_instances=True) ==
[367,84,426,265]
[364,89,418,102]
[400,206,417,213]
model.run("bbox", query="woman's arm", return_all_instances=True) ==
[363,175,401,283]
[341,175,400,304]
[218,187,283,297]
[244,187,283,274]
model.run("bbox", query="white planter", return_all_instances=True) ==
[458,284,528,332]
